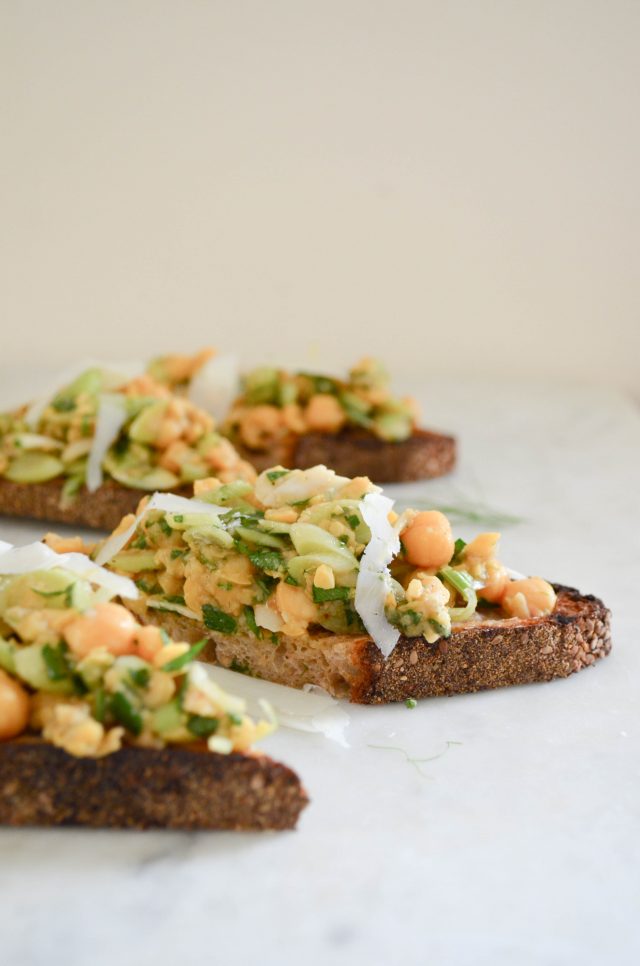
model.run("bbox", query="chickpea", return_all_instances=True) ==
[239,405,283,450]
[194,476,222,497]
[406,572,451,607]
[464,532,500,564]
[502,578,557,619]
[281,403,306,434]
[478,561,509,603]
[401,511,454,570]
[64,602,139,658]
[304,394,346,433]
[275,583,318,637]
[0,669,30,740]
[134,625,165,662]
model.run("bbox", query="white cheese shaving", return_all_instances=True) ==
[202,665,350,746]
[354,492,401,658]
[188,353,239,423]
[94,492,227,565]
[86,394,128,493]
[255,465,351,508]
[254,603,284,632]
[23,360,142,429]
[146,599,200,620]
[0,541,138,600]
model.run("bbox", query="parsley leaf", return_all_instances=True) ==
[312,585,350,603]
[202,605,237,634]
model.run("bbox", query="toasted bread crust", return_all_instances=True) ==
[131,585,611,704]
[0,478,192,531]
[233,427,456,483]
[0,739,308,830]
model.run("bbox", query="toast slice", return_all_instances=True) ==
[223,358,455,482]
[0,355,254,530]
[92,466,611,706]
[234,427,456,483]
[129,584,611,704]
[0,477,193,531]
[0,738,307,830]
[0,540,308,830]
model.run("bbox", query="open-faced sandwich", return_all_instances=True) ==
[0,352,254,531]
[87,465,611,704]
[0,540,307,829]
[221,358,456,482]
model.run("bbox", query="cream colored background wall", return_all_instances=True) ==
[1,0,638,391]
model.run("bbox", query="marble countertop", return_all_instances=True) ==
[1,373,639,966]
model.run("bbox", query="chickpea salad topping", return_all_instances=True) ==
[0,543,274,756]
[96,465,558,660]
[0,351,254,501]
[223,357,420,451]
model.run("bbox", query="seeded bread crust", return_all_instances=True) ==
[0,478,193,531]
[0,739,308,830]
[233,427,456,483]
[130,585,611,704]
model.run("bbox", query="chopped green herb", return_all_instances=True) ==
[404,608,421,626]
[428,618,451,637]
[164,594,186,605]
[187,715,219,738]
[170,548,187,559]
[112,435,129,458]
[173,514,184,523]
[271,633,279,646]
[71,672,89,696]
[284,573,299,586]
[405,698,417,709]
[249,548,285,572]
[162,638,207,672]
[51,396,76,413]
[202,604,237,634]
[452,538,467,563]
[229,658,252,675]
[41,643,71,681]
[136,577,163,594]
[129,667,151,688]
[109,692,143,736]
[131,535,149,550]
[345,514,360,529]
[227,712,243,726]
[94,687,106,722]
[266,469,289,482]
[254,574,278,602]
[157,517,173,537]
[217,580,234,591]
[244,605,262,639]
[312,585,350,603]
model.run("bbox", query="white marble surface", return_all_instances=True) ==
[1,374,639,966]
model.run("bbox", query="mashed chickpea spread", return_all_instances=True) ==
[97,465,557,660]
[0,547,273,757]
[223,357,420,451]
[0,351,254,501]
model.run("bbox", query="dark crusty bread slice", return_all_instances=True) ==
[129,585,611,704]
[0,738,308,830]
[0,478,192,531]
[233,427,456,483]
